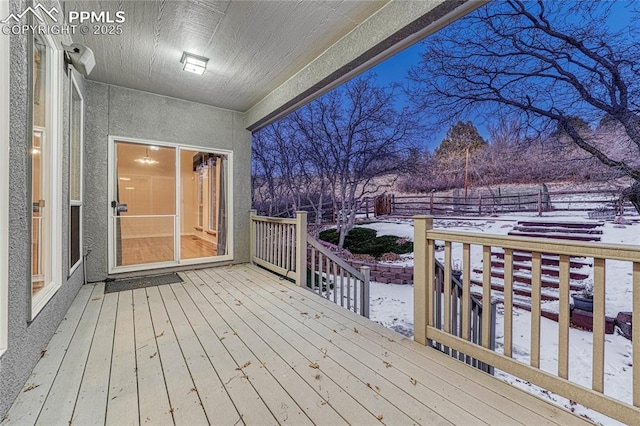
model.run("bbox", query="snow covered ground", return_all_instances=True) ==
[361,216,639,425]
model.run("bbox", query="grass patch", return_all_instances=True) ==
[319,227,413,259]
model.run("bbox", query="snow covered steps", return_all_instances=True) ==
[507,220,604,242]
[469,220,602,321]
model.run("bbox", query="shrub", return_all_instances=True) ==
[319,227,413,259]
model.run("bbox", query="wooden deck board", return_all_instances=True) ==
[212,268,479,425]
[179,279,278,425]
[158,284,239,423]
[196,268,430,426]
[230,266,528,425]
[106,290,139,425]
[73,291,118,425]
[183,272,313,425]
[5,284,95,426]
[185,271,365,426]
[243,264,589,426]
[36,283,105,425]
[145,286,208,425]
[132,288,173,425]
[6,264,591,426]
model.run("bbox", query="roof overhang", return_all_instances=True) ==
[245,0,485,131]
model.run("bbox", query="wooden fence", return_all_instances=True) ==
[413,215,640,424]
[378,189,633,217]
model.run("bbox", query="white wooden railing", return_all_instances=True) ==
[413,215,640,424]
[307,236,370,317]
[432,258,497,374]
[250,210,370,317]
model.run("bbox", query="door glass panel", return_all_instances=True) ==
[114,142,176,266]
[180,150,228,259]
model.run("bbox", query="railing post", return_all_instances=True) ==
[360,266,370,318]
[249,209,257,263]
[413,215,433,345]
[295,211,308,288]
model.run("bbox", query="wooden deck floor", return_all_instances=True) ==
[4,264,589,425]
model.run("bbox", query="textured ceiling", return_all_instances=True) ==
[65,0,387,112]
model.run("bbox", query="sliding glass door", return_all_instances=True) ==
[110,139,230,272]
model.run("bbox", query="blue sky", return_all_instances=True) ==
[358,0,636,150]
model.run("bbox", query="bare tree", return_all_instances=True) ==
[406,0,640,212]
[292,75,417,248]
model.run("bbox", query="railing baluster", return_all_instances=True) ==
[273,223,282,267]
[444,242,452,333]
[332,261,338,304]
[427,238,435,331]
[482,245,491,348]
[592,257,606,393]
[339,267,345,307]
[347,271,352,311]
[558,254,570,379]
[325,255,331,300]
[256,221,261,259]
[531,251,542,369]
[462,243,471,341]
[311,248,316,291]
[353,277,359,314]
[266,223,272,264]
[318,252,323,296]
[504,248,514,358]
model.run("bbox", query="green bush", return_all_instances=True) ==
[318,227,413,259]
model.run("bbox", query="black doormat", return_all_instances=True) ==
[104,273,183,294]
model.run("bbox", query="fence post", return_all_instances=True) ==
[249,209,257,263]
[360,266,371,318]
[429,192,434,215]
[413,215,433,345]
[537,189,542,217]
[478,194,482,215]
[295,211,308,288]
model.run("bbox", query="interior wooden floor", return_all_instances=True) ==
[118,235,217,265]
[5,264,589,425]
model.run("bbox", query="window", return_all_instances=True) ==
[69,75,83,274]
[30,30,63,318]
[0,0,9,356]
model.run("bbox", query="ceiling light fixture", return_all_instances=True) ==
[135,147,159,165]
[180,52,208,75]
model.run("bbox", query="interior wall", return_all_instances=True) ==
[84,83,252,281]
[0,0,86,417]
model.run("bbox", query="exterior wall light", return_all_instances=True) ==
[181,52,209,75]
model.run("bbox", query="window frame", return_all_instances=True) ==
[0,0,10,357]
[68,73,84,275]
[29,28,64,320]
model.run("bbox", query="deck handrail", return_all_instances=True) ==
[250,210,370,317]
[432,257,496,374]
[307,235,370,318]
[413,215,640,424]
[250,210,305,284]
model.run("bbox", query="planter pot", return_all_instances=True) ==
[572,294,594,312]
